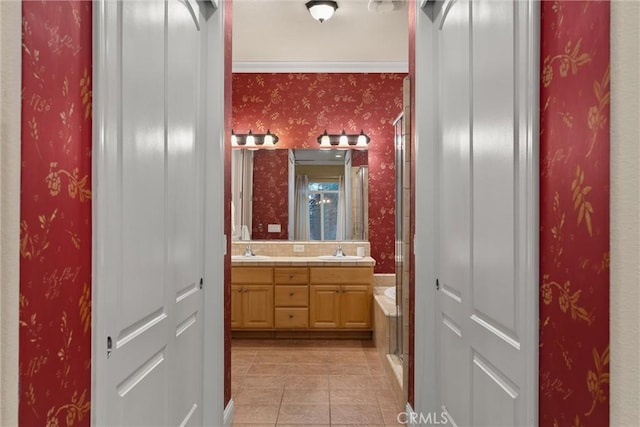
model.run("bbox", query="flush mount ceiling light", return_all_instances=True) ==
[306,0,338,23]
[317,129,371,149]
[231,129,279,149]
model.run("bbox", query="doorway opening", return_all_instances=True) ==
[227,0,412,423]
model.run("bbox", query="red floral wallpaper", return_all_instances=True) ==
[539,1,610,426]
[232,73,404,273]
[20,1,93,425]
[251,150,289,240]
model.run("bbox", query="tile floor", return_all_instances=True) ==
[231,339,405,426]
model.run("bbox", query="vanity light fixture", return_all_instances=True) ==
[316,129,371,149]
[306,0,338,23]
[231,129,279,149]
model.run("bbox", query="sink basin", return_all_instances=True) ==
[317,255,363,260]
[231,254,271,260]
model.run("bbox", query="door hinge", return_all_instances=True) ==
[436,278,440,290]
[199,278,203,289]
[107,336,113,358]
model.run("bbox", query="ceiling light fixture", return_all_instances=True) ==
[306,0,338,23]
[231,129,279,149]
[316,129,371,149]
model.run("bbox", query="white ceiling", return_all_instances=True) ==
[232,0,409,71]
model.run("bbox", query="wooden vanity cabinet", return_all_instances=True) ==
[309,267,373,329]
[231,265,373,332]
[231,267,273,329]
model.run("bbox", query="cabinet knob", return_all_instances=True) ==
[289,274,294,279]
[335,290,339,293]
[243,288,248,293]
[288,314,294,319]
[289,292,295,296]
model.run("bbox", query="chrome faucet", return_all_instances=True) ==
[243,245,255,257]
[334,245,345,257]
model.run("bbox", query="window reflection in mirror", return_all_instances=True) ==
[230,148,368,241]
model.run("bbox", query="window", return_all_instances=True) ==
[308,181,339,240]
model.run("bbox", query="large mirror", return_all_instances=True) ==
[231,149,368,241]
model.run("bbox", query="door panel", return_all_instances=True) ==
[340,285,371,328]
[243,285,274,328]
[96,1,207,425]
[432,0,537,425]
[231,285,243,328]
[168,1,203,425]
[309,285,340,328]
[471,0,517,334]
[436,0,471,424]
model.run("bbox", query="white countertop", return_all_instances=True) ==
[230,255,376,267]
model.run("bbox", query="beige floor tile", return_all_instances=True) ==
[281,388,329,405]
[380,405,406,425]
[233,404,279,424]
[284,363,332,376]
[370,375,393,389]
[325,353,368,365]
[234,387,284,405]
[231,423,275,427]
[241,375,287,388]
[275,424,328,427]
[247,363,290,376]
[329,388,378,405]
[284,375,329,389]
[232,352,258,365]
[330,404,384,425]
[232,364,251,377]
[327,363,371,375]
[329,375,374,389]
[276,404,330,424]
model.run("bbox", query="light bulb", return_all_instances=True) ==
[245,131,255,147]
[357,130,369,147]
[319,130,331,149]
[263,131,274,148]
[339,130,349,147]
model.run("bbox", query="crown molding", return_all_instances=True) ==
[232,61,408,73]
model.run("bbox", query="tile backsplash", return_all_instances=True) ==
[231,241,371,257]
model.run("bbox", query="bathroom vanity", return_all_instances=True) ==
[231,258,374,337]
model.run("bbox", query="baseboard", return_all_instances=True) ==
[223,399,234,426]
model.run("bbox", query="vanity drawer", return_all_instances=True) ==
[231,267,273,284]
[274,285,309,307]
[274,267,309,284]
[309,267,372,285]
[275,308,309,328]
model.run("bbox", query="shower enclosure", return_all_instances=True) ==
[391,79,410,405]
[393,112,405,361]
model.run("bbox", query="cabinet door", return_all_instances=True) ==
[231,285,243,328]
[309,285,341,328]
[243,284,274,329]
[340,285,371,329]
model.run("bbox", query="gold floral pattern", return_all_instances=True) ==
[571,165,594,236]
[21,1,93,425]
[586,66,610,157]
[541,275,593,324]
[540,1,610,425]
[585,346,609,416]
[542,38,591,88]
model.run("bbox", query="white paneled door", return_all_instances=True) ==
[427,0,539,425]
[93,0,215,425]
